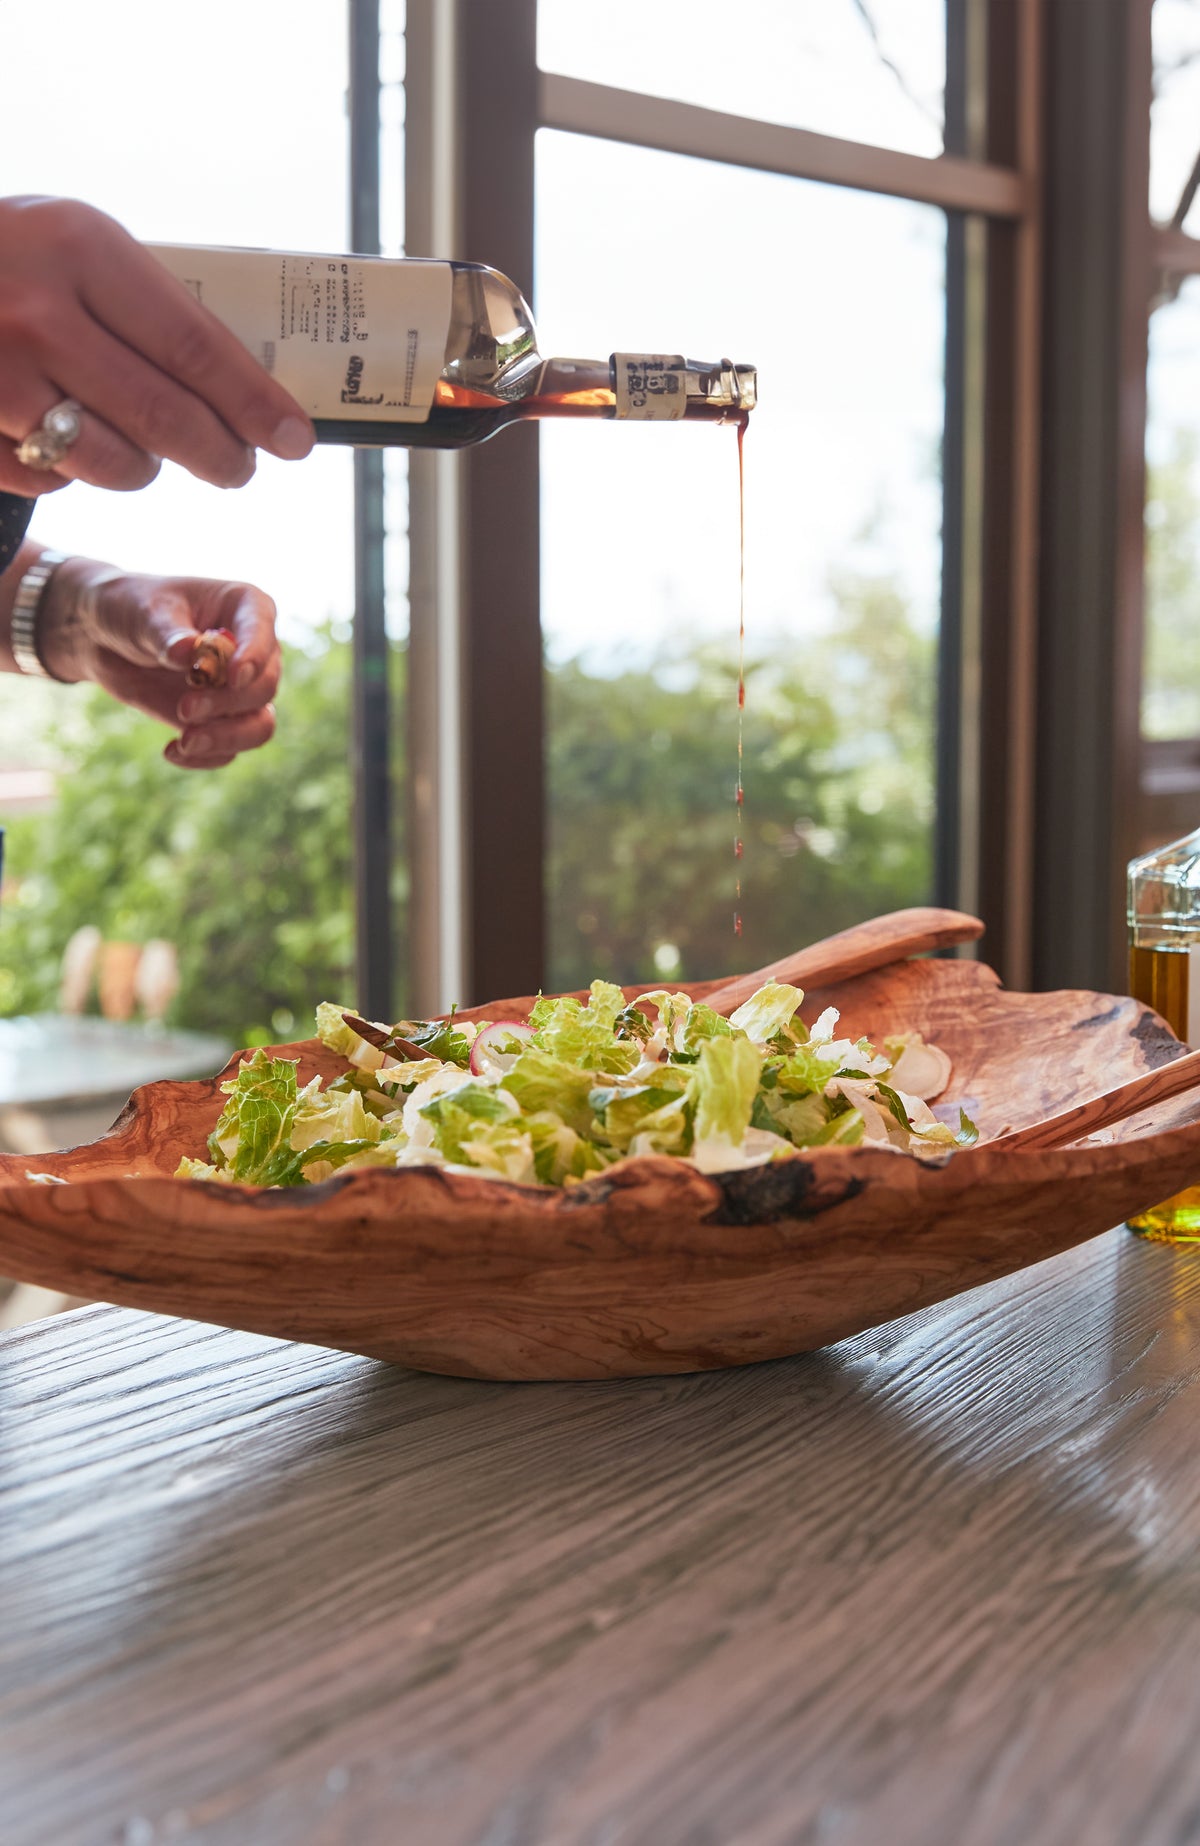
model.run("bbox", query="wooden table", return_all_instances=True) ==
[4,1228,1200,1846]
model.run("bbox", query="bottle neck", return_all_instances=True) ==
[505,355,756,424]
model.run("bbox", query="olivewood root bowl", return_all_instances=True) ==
[1,956,1198,1381]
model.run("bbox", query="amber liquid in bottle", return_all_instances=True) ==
[320,364,753,449]
[1126,824,1200,1240]
[1126,944,1200,1238]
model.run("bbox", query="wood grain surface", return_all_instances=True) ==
[0,957,1198,1379]
[996,1044,1200,1151]
[4,1236,1200,1846]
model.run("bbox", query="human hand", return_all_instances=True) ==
[0,195,314,498]
[38,557,281,769]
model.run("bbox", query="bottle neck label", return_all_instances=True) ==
[612,353,688,421]
[147,245,453,423]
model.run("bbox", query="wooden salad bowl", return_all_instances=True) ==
[1,908,1198,1381]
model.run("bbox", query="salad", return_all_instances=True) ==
[177,979,978,1191]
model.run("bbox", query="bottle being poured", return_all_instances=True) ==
[147,245,757,448]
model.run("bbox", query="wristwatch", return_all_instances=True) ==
[10,548,68,678]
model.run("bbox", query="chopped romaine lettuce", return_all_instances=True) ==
[181,978,978,1190]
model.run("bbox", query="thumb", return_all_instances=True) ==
[78,573,199,671]
[138,588,236,683]
[139,589,203,671]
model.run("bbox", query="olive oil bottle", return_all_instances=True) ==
[1127,825,1200,1239]
[146,244,756,448]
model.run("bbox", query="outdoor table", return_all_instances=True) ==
[3,1227,1199,1846]
[0,1014,231,1154]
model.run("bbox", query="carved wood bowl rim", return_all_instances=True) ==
[1,957,1198,1380]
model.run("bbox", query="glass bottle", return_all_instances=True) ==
[148,244,756,447]
[1126,824,1200,1239]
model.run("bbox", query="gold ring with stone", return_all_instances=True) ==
[15,399,84,471]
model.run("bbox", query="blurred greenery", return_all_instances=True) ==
[0,628,374,1044]
[1,563,935,1036]
[547,563,934,992]
[1144,433,1200,739]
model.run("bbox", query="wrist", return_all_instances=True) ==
[35,555,122,683]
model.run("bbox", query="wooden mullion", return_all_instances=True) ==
[1031,0,1152,992]
[538,71,1028,219]
[458,0,543,1004]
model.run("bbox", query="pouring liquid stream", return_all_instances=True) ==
[734,413,748,943]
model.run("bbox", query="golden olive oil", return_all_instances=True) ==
[1127,830,1200,1241]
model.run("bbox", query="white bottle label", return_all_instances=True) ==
[612,353,688,421]
[147,244,453,423]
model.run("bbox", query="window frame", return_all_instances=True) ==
[383,0,1053,1007]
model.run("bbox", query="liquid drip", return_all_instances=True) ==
[734,414,747,941]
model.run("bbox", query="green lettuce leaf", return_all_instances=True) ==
[208,1052,307,1185]
[755,1087,829,1147]
[526,1112,610,1185]
[868,1083,979,1149]
[727,981,805,1045]
[501,1046,599,1135]
[767,1041,844,1097]
[416,1087,537,1182]
[292,1080,387,1151]
[314,1000,364,1059]
[811,1106,865,1146]
[591,1080,692,1157]
[691,1036,763,1147]
[679,1003,735,1059]
[528,983,640,1075]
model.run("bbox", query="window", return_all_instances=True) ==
[8,0,1182,1049]
[1138,0,1200,865]
[400,0,1056,1007]
[537,0,948,157]
[536,133,945,989]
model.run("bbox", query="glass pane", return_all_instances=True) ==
[0,3,395,1114]
[1151,0,1200,231]
[1144,279,1200,740]
[539,0,947,158]
[536,131,943,992]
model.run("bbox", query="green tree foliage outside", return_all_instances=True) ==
[0,629,370,1044]
[1144,433,1200,739]
[547,564,934,992]
[1,566,934,1039]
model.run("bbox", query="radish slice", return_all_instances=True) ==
[469,1021,536,1077]
[887,1040,952,1101]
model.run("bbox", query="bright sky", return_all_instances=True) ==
[1151,0,1200,228]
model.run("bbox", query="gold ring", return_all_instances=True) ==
[15,399,84,471]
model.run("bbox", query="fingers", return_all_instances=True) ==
[35,308,257,490]
[59,566,283,771]
[164,703,277,770]
[77,221,315,459]
[91,649,278,768]
[144,581,281,713]
[81,575,279,699]
[0,369,161,496]
[0,196,314,494]
[216,581,280,700]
